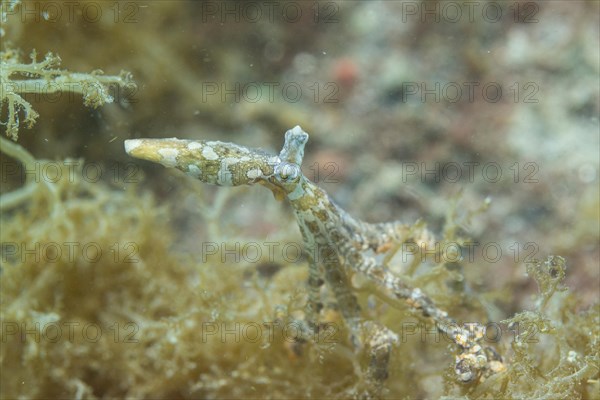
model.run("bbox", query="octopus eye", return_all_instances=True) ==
[276,162,300,182]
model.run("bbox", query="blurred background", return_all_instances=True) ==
[1,1,598,398]
[5,0,598,305]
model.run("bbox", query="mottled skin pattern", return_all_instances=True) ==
[125,126,504,397]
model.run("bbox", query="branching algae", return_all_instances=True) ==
[125,126,506,397]
[0,48,134,141]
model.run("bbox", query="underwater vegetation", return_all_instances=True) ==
[123,126,507,398]
[2,122,599,398]
[0,48,133,141]
[1,0,599,398]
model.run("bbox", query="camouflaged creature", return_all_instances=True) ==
[125,126,505,397]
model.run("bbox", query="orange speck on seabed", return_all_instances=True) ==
[332,58,360,89]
